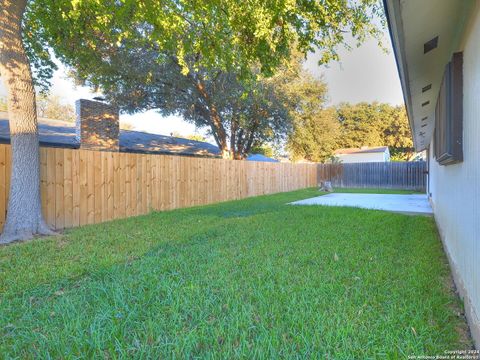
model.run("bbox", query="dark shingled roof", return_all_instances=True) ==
[0,112,220,157]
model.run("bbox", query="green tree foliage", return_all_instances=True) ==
[288,107,340,162]
[25,0,385,159]
[381,107,414,160]
[285,70,339,163]
[171,132,207,142]
[336,102,413,160]
[250,144,274,158]
[336,102,386,147]
[186,134,207,142]
[289,102,414,162]
[26,0,384,87]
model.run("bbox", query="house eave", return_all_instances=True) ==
[383,0,418,149]
[383,0,474,151]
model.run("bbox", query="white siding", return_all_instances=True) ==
[336,152,387,163]
[429,8,480,346]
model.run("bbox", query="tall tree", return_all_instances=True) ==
[336,102,413,160]
[0,0,54,243]
[381,105,414,160]
[289,102,414,162]
[336,102,386,147]
[288,108,340,162]
[0,0,383,242]
[285,70,337,162]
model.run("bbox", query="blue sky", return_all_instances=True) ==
[0,29,404,142]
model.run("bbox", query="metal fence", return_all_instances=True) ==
[317,162,427,191]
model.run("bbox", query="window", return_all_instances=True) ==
[434,52,463,165]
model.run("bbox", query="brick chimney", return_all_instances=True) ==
[75,99,119,151]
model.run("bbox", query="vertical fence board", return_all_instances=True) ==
[45,148,56,228]
[63,149,73,228]
[113,153,121,219]
[130,153,137,216]
[119,153,127,218]
[136,154,143,215]
[55,148,65,229]
[79,150,88,226]
[86,151,95,225]
[93,151,103,224]
[5,146,10,210]
[0,146,6,230]
[71,150,80,227]
[105,152,114,221]
[39,147,48,224]
[125,154,132,217]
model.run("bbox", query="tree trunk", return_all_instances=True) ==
[242,119,260,159]
[0,0,55,243]
[230,118,237,160]
[193,79,230,159]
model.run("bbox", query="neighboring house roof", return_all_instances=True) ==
[246,154,279,163]
[0,112,220,157]
[383,0,474,150]
[334,146,389,155]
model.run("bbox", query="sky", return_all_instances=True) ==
[305,35,404,106]
[0,29,404,144]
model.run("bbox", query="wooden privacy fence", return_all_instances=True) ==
[318,161,427,191]
[0,144,317,231]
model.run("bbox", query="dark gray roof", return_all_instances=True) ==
[0,112,220,157]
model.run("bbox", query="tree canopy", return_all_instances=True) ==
[284,69,336,162]
[26,0,384,87]
[336,102,413,160]
[288,102,414,162]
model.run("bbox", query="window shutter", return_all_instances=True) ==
[434,52,463,165]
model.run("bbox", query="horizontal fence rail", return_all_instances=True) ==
[0,145,317,231]
[318,161,427,191]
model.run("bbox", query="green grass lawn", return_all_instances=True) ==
[0,188,471,358]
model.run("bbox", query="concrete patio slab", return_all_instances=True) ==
[290,193,432,215]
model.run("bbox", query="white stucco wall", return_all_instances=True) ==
[336,151,388,163]
[428,7,480,346]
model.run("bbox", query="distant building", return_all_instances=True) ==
[246,154,279,163]
[333,146,390,163]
